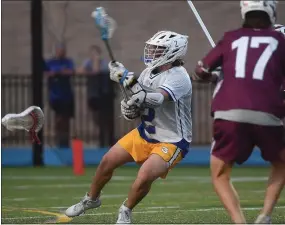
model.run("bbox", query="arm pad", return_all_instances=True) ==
[144,92,164,108]
[128,82,164,108]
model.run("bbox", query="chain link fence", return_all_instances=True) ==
[1,75,214,147]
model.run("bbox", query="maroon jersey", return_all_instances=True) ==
[282,80,285,100]
[202,28,285,119]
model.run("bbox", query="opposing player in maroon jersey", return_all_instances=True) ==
[274,24,285,106]
[193,1,285,224]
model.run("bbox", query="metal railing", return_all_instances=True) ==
[1,75,215,147]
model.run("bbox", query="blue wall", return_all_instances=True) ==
[1,146,269,167]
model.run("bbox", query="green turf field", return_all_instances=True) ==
[2,166,285,224]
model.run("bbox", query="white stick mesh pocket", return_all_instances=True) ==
[2,106,44,144]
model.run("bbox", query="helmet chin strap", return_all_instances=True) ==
[153,64,171,74]
[151,61,179,74]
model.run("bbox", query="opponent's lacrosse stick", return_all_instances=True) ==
[187,1,224,91]
[91,7,129,100]
[187,1,216,48]
[1,106,44,144]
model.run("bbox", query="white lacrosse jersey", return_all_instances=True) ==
[137,66,192,153]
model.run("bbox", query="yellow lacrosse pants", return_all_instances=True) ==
[118,128,183,178]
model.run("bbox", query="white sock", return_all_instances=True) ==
[121,204,131,211]
[255,214,271,223]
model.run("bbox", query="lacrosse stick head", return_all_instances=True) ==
[91,7,117,40]
[274,24,285,36]
[1,106,44,144]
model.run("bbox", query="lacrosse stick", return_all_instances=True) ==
[187,1,224,90]
[187,1,216,48]
[1,106,44,144]
[91,7,129,100]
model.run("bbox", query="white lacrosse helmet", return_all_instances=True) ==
[240,0,277,24]
[144,31,188,70]
[274,24,285,36]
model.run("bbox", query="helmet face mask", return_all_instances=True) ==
[240,0,278,24]
[143,31,188,70]
[144,44,168,64]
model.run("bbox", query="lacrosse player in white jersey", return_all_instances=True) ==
[65,31,192,224]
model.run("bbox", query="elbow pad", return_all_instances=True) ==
[144,92,164,108]
[129,82,164,108]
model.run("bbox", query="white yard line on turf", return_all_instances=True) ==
[2,194,127,202]
[2,176,77,180]
[252,190,265,193]
[8,177,268,190]
[4,189,270,202]
[2,175,211,180]
[2,175,268,181]
[2,199,269,211]
[2,216,48,220]
[2,193,219,202]
[41,200,258,210]
[145,206,180,209]
[2,206,285,221]
[22,205,182,210]
[13,183,90,189]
